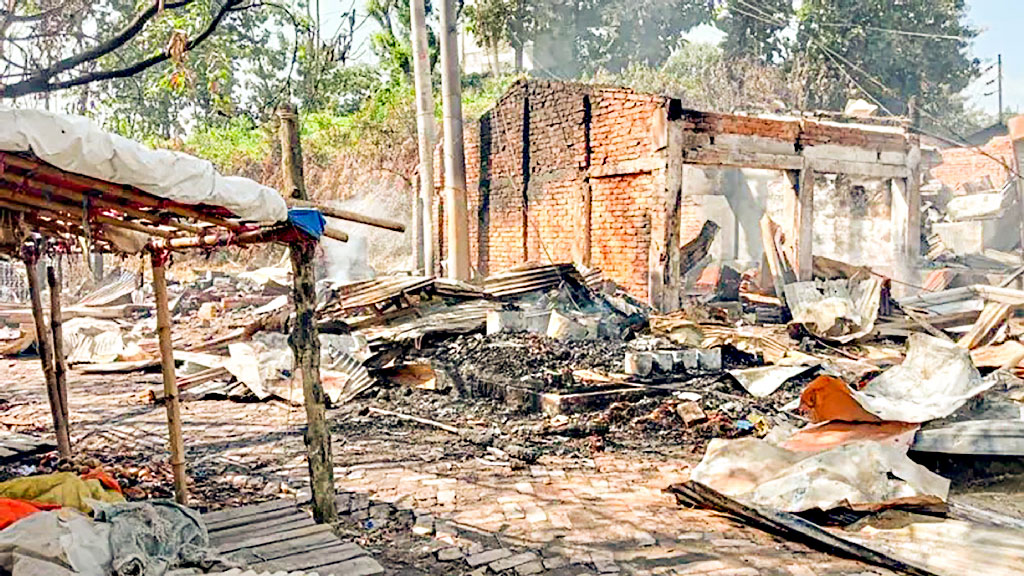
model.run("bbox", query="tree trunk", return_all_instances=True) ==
[277,104,338,524]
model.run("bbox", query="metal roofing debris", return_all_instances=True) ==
[912,420,1024,456]
[852,334,991,423]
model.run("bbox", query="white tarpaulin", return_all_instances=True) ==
[784,274,882,343]
[852,333,993,423]
[727,365,817,397]
[0,107,286,222]
[691,437,949,513]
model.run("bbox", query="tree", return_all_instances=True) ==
[530,0,711,77]
[464,0,537,73]
[0,0,260,101]
[366,0,436,84]
[719,0,791,64]
[796,0,979,121]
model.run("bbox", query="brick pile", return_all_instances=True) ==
[930,135,1015,192]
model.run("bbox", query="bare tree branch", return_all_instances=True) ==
[1,0,254,99]
[44,0,195,78]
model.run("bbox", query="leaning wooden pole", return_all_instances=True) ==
[22,243,70,457]
[278,104,338,523]
[46,263,69,440]
[150,248,188,504]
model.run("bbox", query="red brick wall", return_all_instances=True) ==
[435,79,667,300]
[591,173,654,297]
[931,135,1014,192]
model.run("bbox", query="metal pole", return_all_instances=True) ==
[411,0,436,275]
[439,0,470,280]
[151,248,188,504]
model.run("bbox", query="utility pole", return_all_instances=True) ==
[998,54,1004,123]
[410,0,435,275]
[439,0,470,280]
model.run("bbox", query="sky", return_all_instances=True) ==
[325,0,1020,117]
[965,0,1022,116]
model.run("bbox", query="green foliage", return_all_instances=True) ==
[531,0,712,77]
[719,0,792,63]
[461,73,521,118]
[795,0,980,121]
[181,116,272,172]
[367,0,437,84]
[607,42,797,112]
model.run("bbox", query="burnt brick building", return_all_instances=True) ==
[434,79,923,310]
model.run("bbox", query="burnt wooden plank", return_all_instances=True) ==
[207,504,303,532]
[203,498,298,525]
[215,524,334,554]
[211,516,315,546]
[252,542,365,572]
[233,532,340,563]
[313,555,385,576]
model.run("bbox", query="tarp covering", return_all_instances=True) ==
[690,437,949,513]
[841,518,1024,576]
[852,333,992,423]
[0,108,287,222]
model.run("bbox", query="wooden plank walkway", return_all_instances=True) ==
[0,430,54,463]
[202,498,384,576]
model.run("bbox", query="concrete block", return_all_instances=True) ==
[487,310,550,335]
[547,310,598,340]
[489,551,539,572]
[698,348,722,371]
[466,548,512,567]
[624,352,653,376]
[651,351,674,372]
[436,547,464,562]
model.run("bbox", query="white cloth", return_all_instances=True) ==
[0,107,286,222]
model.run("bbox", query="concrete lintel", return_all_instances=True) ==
[589,157,661,178]
[810,158,908,179]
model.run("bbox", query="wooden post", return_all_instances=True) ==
[439,0,470,281]
[150,248,188,504]
[46,262,69,443]
[411,0,436,275]
[278,104,338,524]
[22,243,70,457]
[786,165,815,281]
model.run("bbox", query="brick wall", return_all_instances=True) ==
[435,79,667,300]
[931,135,1015,191]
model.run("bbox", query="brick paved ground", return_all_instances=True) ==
[0,358,896,575]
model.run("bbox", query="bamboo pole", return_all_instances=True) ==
[278,104,337,524]
[150,248,188,504]
[0,153,242,230]
[286,199,405,233]
[22,243,70,457]
[0,182,176,238]
[0,172,200,234]
[410,0,436,274]
[47,263,69,441]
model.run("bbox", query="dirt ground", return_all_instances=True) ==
[0,356,906,575]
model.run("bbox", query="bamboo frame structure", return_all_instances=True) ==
[0,144,398,507]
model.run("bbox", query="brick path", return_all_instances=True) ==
[1,358,895,575]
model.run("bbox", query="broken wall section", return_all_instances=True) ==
[435,79,667,300]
